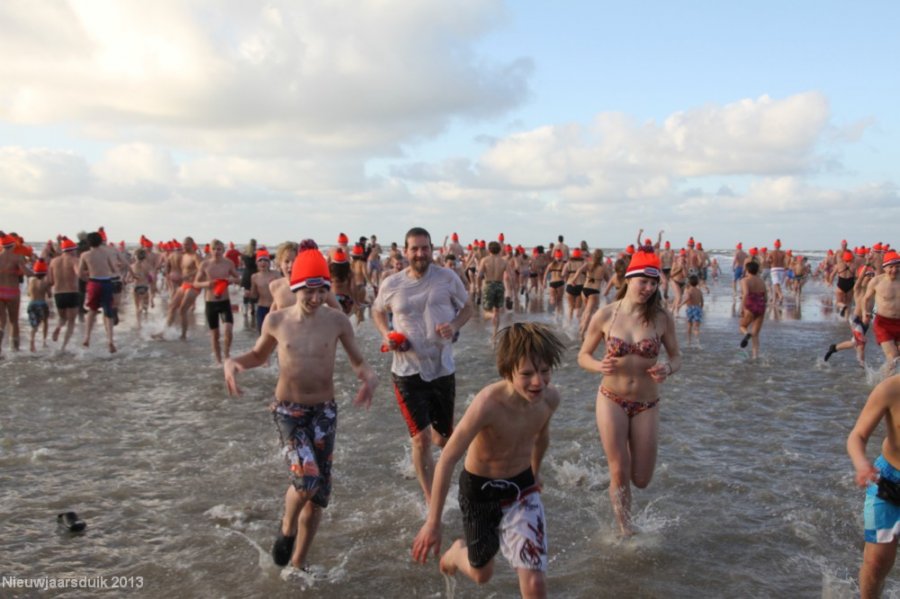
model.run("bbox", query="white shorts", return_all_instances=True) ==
[499,491,548,571]
[770,267,786,286]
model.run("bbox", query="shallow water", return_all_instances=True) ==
[0,275,893,598]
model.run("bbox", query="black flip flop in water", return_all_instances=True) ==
[57,511,86,532]
[272,531,296,567]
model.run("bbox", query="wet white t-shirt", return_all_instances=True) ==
[373,265,469,381]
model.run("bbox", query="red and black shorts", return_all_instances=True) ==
[392,373,455,438]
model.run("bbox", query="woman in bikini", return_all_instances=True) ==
[578,246,681,537]
[546,250,566,316]
[578,249,608,340]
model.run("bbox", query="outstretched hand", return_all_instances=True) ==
[411,522,441,564]
[354,368,378,409]
[223,358,244,396]
[647,362,670,383]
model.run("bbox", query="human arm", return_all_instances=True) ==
[436,299,473,341]
[577,308,617,374]
[861,279,878,325]
[338,316,378,409]
[847,377,900,486]
[223,320,279,396]
[648,311,681,383]
[531,391,559,481]
[411,393,487,563]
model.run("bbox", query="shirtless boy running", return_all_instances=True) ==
[412,322,565,599]
[224,240,377,570]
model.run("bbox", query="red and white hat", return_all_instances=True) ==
[332,248,348,264]
[290,240,330,291]
[337,232,349,245]
[883,251,900,268]
[60,237,77,252]
[625,248,662,279]
[33,259,48,274]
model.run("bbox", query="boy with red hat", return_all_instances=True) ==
[27,259,51,352]
[224,239,378,570]
[48,237,81,350]
[194,239,240,364]
[862,251,900,375]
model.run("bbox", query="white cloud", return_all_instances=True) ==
[0,147,90,197]
[0,1,530,156]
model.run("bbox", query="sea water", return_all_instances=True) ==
[0,270,890,598]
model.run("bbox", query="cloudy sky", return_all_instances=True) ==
[1,1,897,250]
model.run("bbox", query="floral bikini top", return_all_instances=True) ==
[605,301,661,359]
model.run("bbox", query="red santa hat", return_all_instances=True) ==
[60,237,77,252]
[332,249,348,264]
[33,259,48,274]
[337,232,349,245]
[625,248,661,279]
[883,251,900,268]
[290,240,331,291]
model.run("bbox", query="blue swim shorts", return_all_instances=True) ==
[864,455,900,543]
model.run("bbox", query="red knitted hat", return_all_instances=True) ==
[33,259,48,274]
[332,249,348,263]
[625,249,661,279]
[291,241,330,291]
[883,251,900,268]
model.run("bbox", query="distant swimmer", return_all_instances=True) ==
[577,246,681,537]
[732,243,747,296]
[824,264,876,367]
[224,240,377,570]
[861,251,900,376]
[194,240,240,364]
[48,237,80,350]
[678,274,704,349]
[77,231,120,353]
[477,240,507,340]
[739,261,767,359]
[249,248,279,333]
[847,374,900,598]
[0,232,27,356]
[27,259,51,352]
[412,322,565,599]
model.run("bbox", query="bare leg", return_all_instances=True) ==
[210,328,222,364]
[516,567,548,599]
[411,428,437,505]
[439,539,494,584]
[223,322,233,359]
[83,310,97,346]
[291,502,322,568]
[104,315,116,353]
[860,540,897,599]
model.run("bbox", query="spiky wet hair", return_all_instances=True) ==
[495,322,565,380]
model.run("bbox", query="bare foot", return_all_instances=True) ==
[108,343,117,353]
[82,340,90,348]
[52,328,61,342]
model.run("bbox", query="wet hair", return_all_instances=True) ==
[616,278,664,326]
[746,261,760,275]
[404,227,432,249]
[495,322,566,381]
[275,241,298,266]
[87,232,103,247]
[329,260,350,282]
[688,275,699,286]
[488,241,501,255]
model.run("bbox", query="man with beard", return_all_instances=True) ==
[372,227,473,505]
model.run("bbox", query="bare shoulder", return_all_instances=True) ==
[874,374,900,405]
[543,384,561,411]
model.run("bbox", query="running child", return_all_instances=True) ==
[27,259,51,352]
[679,274,704,348]
[739,260,767,359]
[412,322,565,599]
[224,240,377,571]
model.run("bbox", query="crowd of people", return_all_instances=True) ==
[2,224,899,597]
